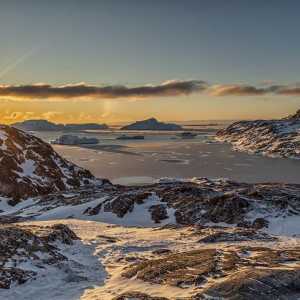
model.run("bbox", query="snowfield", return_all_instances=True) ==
[0,177,300,299]
[1,219,299,300]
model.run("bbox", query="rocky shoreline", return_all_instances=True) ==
[216,109,300,159]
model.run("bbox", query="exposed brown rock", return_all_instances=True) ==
[103,192,152,218]
[197,227,276,243]
[148,204,168,223]
[113,292,169,300]
[0,125,96,202]
[122,246,300,294]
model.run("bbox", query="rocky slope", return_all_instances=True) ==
[122,246,300,299]
[1,178,299,235]
[121,118,182,131]
[0,223,78,288]
[216,109,300,158]
[1,208,300,299]
[0,125,98,202]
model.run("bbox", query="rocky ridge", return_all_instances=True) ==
[4,178,300,232]
[216,109,300,158]
[0,125,99,202]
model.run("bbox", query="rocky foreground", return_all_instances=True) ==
[1,219,298,300]
[0,124,300,299]
[216,109,300,159]
[6,177,299,233]
[0,178,298,299]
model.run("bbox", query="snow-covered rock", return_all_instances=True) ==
[2,177,300,235]
[121,118,182,131]
[0,125,98,202]
[0,224,78,288]
[216,109,300,159]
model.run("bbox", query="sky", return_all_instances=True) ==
[1,0,300,124]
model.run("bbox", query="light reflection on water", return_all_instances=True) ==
[29,128,300,185]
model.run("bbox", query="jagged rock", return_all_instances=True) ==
[203,193,249,224]
[0,268,36,289]
[151,248,172,255]
[252,217,269,229]
[122,249,226,287]
[113,292,169,300]
[84,202,103,216]
[148,204,168,223]
[37,224,79,245]
[197,227,276,243]
[216,109,300,159]
[0,125,98,202]
[194,268,300,300]
[123,246,300,298]
[0,216,28,223]
[103,192,152,218]
[0,223,78,288]
[96,234,119,243]
[6,178,300,229]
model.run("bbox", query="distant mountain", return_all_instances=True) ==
[0,125,100,202]
[121,118,182,131]
[12,120,64,131]
[216,109,300,159]
[12,119,109,131]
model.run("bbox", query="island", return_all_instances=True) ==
[216,109,300,159]
[121,117,182,131]
[12,119,109,131]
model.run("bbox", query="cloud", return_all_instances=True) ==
[0,80,208,100]
[271,85,300,96]
[209,84,268,96]
[1,111,35,122]
[41,111,63,120]
[208,83,300,97]
[1,80,300,100]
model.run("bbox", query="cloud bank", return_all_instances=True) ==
[0,80,207,100]
[1,80,300,100]
[209,84,300,96]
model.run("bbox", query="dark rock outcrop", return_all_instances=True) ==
[113,292,169,300]
[103,192,152,218]
[148,204,168,223]
[197,227,276,243]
